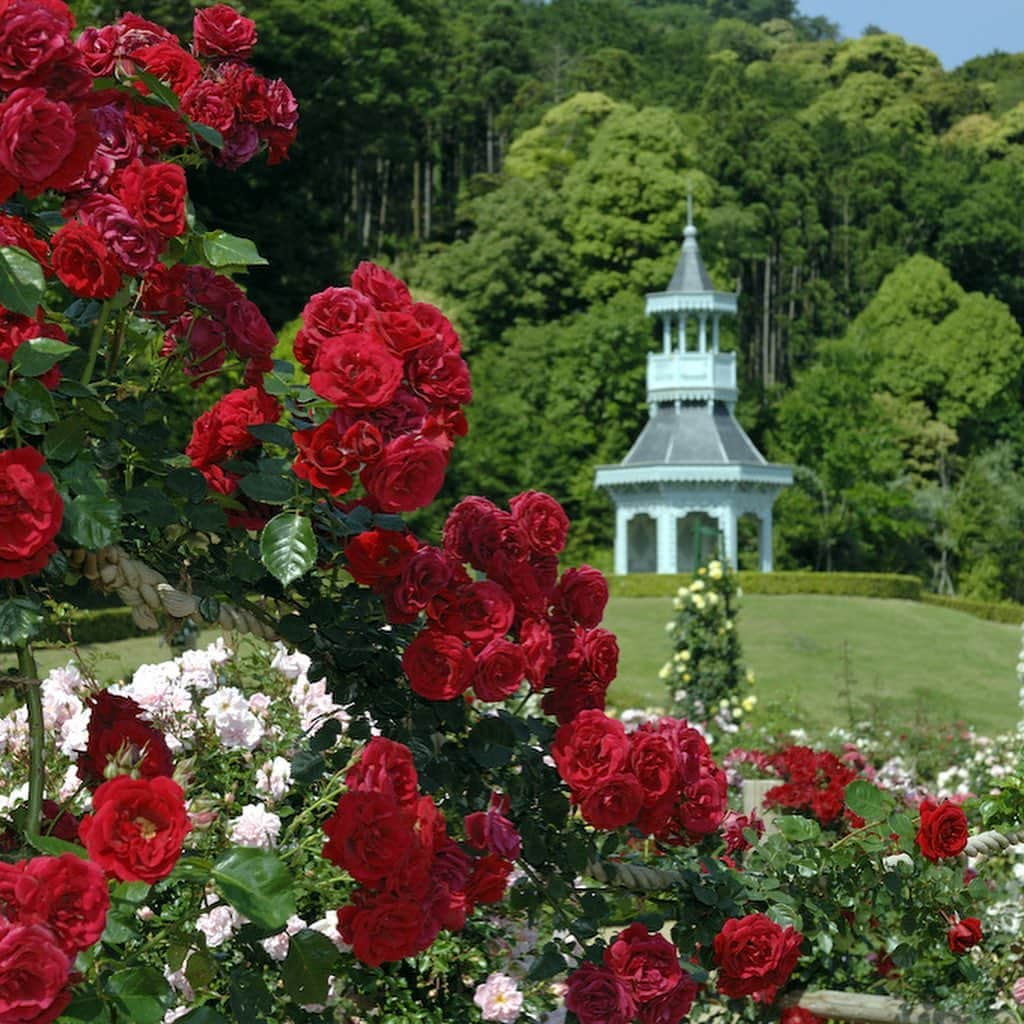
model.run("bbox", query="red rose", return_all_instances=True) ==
[292,419,355,496]
[0,447,62,580]
[464,853,513,906]
[402,628,474,702]
[193,3,258,60]
[0,0,73,92]
[464,794,521,860]
[0,211,51,271]
[629,731,678,807]
[321,790,426,890]
[345,736,420,810]
[947,917,982,954]
[916,799,968,862]
[0,854,109,957]
[181,78,235,136]
[509,490,570,556]
[0,86,94,200]
[405,339,472,406]
[432,579,515,649]
[604,921,683,1003]
[344,528,417,588]
[361,434,448,513]
[471,638,526,702]
[125,100,190,155]
[638,975,700,1023]
[442,495,499,564]
[520,617,555,689]
[721,810,764,853]
[52,220,121,299]
[139,262,188,322]
[133,40,201,95]
[79,775,191,884]
[351,261,411,311]
[295,287,373,369]
[551,709,630,799]
[582,627,619,684]
[556,565,609,628]
[780,1009,823,1024]
[677,766,729,840]
[0,920,72,1024]
[310,329,403,410]
[77,691,174,787]
[713,913,803,1002]
[224,297,276,360]
[375,308,433,356]
[565,963,636,1024]
[388,545,454,620]
[579,771,644,830]
[112,160,187,238]
[185,386,281,469]
[338,890,431,967]
[76,193,161,276]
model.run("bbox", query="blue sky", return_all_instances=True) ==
[801,0,1024,69]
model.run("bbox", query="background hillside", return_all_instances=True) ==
[72,0,1024,601]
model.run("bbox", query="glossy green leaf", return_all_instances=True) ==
[189,121,225,149]
[12,337,75,377]
[238,472,293,505]
[212,847,296,930]
[64,494,122,549]
[104,967,172,1024]
[774,815,821,842]
[845,779,886,821]
[0,598,44,648]
[282,929,339,1004]
[60,989,113,1023]
[3,378,56,432]
[202,231,268,268]
[26,833,87,858]
[43,416,87,463]
[260,513,316,586]
[0,246,45,316]
[133,70,180,110]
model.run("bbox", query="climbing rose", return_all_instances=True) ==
[947,917,982,954]
[916,799,968,862]
[0,920,72,1024]
[713,913,803,1002]
[0,447,63,579]
[565,962,636,1024]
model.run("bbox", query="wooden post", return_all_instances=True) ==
[782,990,962,1024]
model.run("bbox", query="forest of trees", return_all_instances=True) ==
[73,0,1024,600]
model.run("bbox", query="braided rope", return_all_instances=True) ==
[66,546,276,639]
[963,826,1024,860]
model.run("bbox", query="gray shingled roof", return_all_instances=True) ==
[666,222,714,293]
[623,403,767,466]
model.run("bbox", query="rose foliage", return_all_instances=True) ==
[0,3,1008,1023]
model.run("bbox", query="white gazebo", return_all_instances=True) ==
[594,201,792,574]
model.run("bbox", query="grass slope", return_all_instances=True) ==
[604,595,1022,737]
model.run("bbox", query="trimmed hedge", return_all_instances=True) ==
[38,607,139,647]
[608,571,924,601]
[920,593,1024,625]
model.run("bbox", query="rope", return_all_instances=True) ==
[66,546,276,639]
[963,827,1024,860]
[585,859,686,890]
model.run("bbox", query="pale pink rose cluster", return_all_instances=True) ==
[228,801,281,848]
[255,755,292,802]
[474,972,524,1023]
[271,641,350,735]
[201,685,266,750]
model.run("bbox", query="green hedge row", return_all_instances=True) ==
[38,607,139,647]
[920,593,1024,625]
[608,571,924,601]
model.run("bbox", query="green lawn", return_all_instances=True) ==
[604,594,1022,737]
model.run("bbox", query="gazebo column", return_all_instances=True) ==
[712,315,720,353]
[661,316,672,354]
[759,509,774,573]
[656,509,677,575]
[614,508,629,576]
[698,314,708,353]
[719,507,738,568]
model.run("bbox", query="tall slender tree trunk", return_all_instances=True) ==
[377,158,389,251]
[486,105,495,175]
[761,252,772,389]
[412,159,421,241]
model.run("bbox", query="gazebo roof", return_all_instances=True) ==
[624,402,765,466]
[666,222,714,294]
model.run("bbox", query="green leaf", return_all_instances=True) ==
[774,815,821,842]
[104,967,172,1024]
[189,121,225,149]
[238,472,293,505]
[64,494,121,549]
[12,337,75,378]
[212,847,297,930]
[0,598,44,647]
[260,513,316,586]
[845,779,886,821]
[228,968,273,1022]
[0,246,45,316]
[133,70,181,110]
[60,988,113,1023]
[247,422,294,446]
[43,417,87,463]
[3,378,56,432]
[527,944,566,981]
[179,1009,229,1024]
[26,833,87,858]
[202,231,268,268]
[282,930,339,1005]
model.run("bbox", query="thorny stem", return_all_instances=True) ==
[17,644,44,839]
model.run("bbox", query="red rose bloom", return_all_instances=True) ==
[638,976,700,1023]
[321,790,425,890]
[224,297,276,360]
[344,528,418,588]
[579,771,644,830]
[402,628,475,702]
[780,1010,823,1024]
[464,794,521,860]
[556,564,609,628]
[361,434,448,513]
[471,638,526,702]
[309,329,403,410]
[133,40,201,95]
[193,3,258,60]
[551,709,630,800]
[566,962,636,1024]
[628,731,678,807]
[292,419,355,496]
[52,220,121,299]
[432,579,515,649]
[604,921,683,1003]
[916,799,969,862]
[713,913,803,1002]
[464,853,513,906]
[337,890,431,967]
[0,920,72,1024]
[389,545,454,620]
[0,0,73,91]
[582,627,620,684]
[0,854,109,957]
[112,160,187,238]
[76,193,161,276]
[185,386,281,469]
[509,490,570,556]
[77,690,174,787]
[947,917,982,954]
[78,775,191,884]
[345,736,420,810]
[0,447,63,580]
[351,260,412,311]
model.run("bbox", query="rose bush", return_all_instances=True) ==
[0,3,1016,1022]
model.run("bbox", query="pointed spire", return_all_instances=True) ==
[668,193,712,293]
